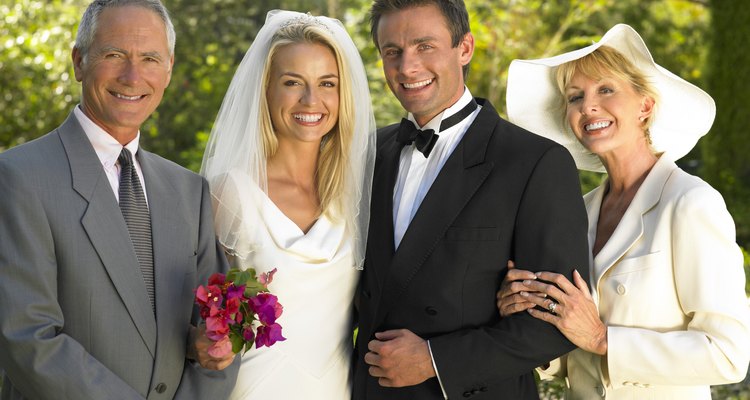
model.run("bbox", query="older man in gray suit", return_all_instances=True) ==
[0,1,238,399]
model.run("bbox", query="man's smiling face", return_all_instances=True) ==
[73,5,173,143]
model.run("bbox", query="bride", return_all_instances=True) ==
[200,10,376,399]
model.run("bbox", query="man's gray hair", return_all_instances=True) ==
[75,0,176,61]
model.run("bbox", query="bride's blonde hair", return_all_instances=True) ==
[258,22,354,220]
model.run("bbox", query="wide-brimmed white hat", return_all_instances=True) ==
[506,23,715,172]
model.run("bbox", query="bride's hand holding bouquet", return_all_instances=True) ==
[194,268,286,364]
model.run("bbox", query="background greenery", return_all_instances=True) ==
[1,0,748,397]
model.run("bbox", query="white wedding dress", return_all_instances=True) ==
[227,190,359,400]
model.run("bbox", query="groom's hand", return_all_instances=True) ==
[365,329,436,387]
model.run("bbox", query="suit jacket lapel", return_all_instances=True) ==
[138,151,189,338]
[368,133,402,287]
[592,156,677,286]
[59,113,157,356]
[374,101,496,326]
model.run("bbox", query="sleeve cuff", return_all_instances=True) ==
[427,339,449,400]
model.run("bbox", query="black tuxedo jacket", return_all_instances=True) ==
[353,99,589,400]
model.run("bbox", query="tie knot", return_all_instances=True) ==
[119,148,133,167]
[396,119,438,157]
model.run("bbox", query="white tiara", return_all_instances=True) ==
[280,12,333,33]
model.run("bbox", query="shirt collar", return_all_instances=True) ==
[74,105,141,169]
[407,87,474,134]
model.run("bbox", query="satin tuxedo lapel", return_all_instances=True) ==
[373,102,495,328]
[59,115,157,356]
[367,133,401,288]
[589,157,677,287]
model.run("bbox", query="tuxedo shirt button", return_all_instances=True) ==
[154,383,167,393]
[616,284,627,295]
[425,306,438,316]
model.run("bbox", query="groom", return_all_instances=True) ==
[0,1,237,399]
[353,0,589,399]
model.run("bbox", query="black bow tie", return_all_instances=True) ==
[395,98,478,158]
[396,120,438,157]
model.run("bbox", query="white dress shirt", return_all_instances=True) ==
[391,88,481,398]
[74,105,148,204]
[393,88,480,248]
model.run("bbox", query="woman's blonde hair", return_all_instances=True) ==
[258,22,354,220]
[555,45,660,142]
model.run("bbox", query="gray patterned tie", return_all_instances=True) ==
[118,148,155,313]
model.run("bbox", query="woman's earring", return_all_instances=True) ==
[639,116,645,122]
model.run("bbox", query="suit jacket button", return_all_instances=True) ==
[616,284,627,295]
[425,306,438,316]
[155,383,167,393]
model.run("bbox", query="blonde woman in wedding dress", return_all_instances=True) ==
[200,10,376,399]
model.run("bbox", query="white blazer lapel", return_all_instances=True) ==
[590,156,676,288]
[583,186,602,300]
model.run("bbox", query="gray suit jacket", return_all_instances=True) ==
[0,112,238,399]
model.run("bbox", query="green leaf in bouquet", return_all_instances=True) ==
[243,341,254,354]
[230,330,245,354]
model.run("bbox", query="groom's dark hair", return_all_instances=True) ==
[368,0,471,75]
[369,0,470,49]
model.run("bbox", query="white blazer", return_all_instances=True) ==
[542,156,750,399]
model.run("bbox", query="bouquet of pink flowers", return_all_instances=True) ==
[194,268,285,357]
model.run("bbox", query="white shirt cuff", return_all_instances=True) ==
[427,340,449,399]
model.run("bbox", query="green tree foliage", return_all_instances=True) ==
[0,0,711,179]
[131,0,350,171]
[701,1,750,250]
[0,0,86,152]
[0,1,748,398]
[0,0,359,168]
[703,1,750,392]
[467,0,710,194]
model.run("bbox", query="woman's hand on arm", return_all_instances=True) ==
[524,270,608,355]
[496,260,545,317]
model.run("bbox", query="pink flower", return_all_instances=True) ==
[205,314,230,341]
[258,268,277,287]
[250,293,283,325]
[255,323,286,348]
[195,285,222,307]
[208,336,233,358]
[208,273,226,286]
[226,284,245,300]
[242,325,255,343]
[194,267,284,355]
[225,297,240,319]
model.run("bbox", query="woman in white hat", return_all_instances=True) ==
[498,24,750,399]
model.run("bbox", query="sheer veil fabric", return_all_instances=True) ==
[200,10,376,269]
